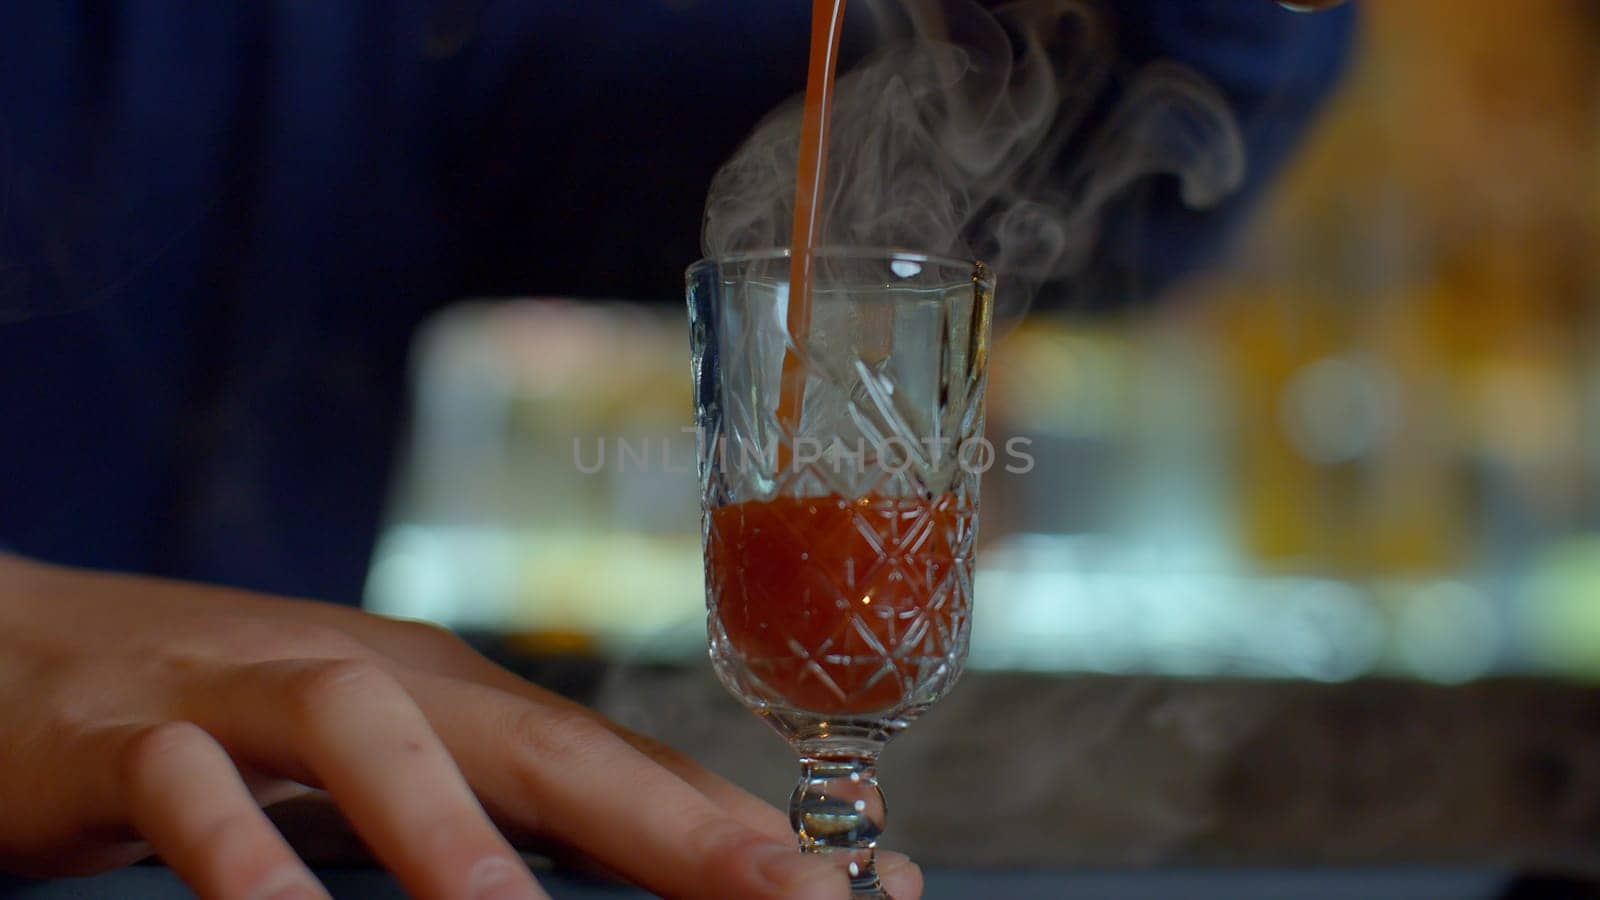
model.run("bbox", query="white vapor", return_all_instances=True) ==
[702,0,1246,320]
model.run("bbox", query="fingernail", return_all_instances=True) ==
[877,850,924,894]
[250,868,327,900]
[469,857,546,900]
[750,844,848,899]
[259,888,320,900]
[878,849,916,873]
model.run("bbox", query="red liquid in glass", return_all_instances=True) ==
[707,493,968,715]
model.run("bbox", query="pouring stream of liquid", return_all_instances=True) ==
[777,0,849,457]
[773,0,1338,454]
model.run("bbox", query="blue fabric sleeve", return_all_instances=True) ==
[1069,0,1359,309]
[0,1,1354,602]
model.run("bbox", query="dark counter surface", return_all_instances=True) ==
[0,866,1554,900]
[8,667,1600,898]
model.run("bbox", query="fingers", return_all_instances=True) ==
[115,722,328,900]
[407,639,922,897]
[590,725,794,840]
[405,674,850,900]
[878,850,924,900]
[213,608,919,898]
[356,615,922,898]
[341,618,797,841]
[182,659,548,900]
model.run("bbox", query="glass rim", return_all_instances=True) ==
[688,246,988,279]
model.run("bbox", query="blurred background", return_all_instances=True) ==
[10,0,1600,892]
[367,0,1600,687]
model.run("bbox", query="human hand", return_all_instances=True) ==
[0,553,923,899]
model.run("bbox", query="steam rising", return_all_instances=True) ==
[702,0,1246,318]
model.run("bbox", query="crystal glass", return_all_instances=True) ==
[687,248,993,897]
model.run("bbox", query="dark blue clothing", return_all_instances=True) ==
[0,2,1355,604]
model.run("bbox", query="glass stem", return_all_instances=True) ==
[790,754,889,898]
